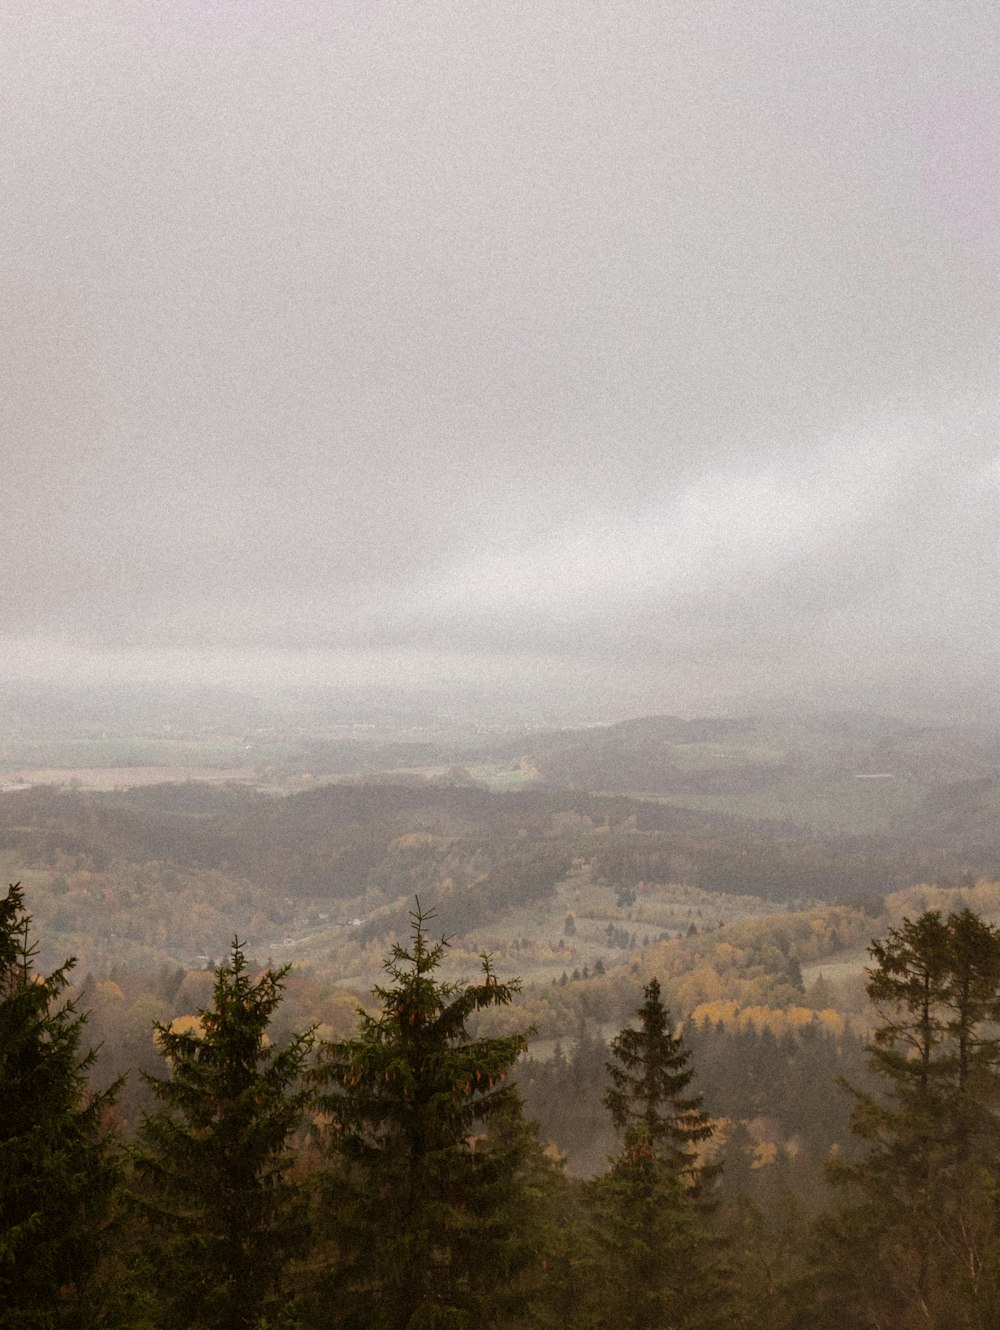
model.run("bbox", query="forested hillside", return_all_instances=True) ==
[2,772,997,980]
[4,722,1000,1326]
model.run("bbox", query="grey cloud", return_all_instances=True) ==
[2,1,997,710]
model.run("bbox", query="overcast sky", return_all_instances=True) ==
[2,1,997,717]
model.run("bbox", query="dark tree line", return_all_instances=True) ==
[8,879,1000,1329]
[0,884,725,1330]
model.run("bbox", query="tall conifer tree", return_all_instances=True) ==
[590,978,727,1330]
[0,882,121,1328]
[814,909,1000,1329]
[133,941,314,1330]
[605,977,716,1188]
[313,901,533,1330]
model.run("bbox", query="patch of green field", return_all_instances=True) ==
[0,737,261,769]
[0,863,52,891]
[658,740,790,771]
[623,778,927,835]
[801,952,872,985]
[465,764,538,792]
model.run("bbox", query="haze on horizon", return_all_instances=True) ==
[3,2,997,723]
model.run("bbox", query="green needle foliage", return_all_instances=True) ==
[463,1100,572,1329]
[133,941,315,1330]
[605,977,717,1189]
[589,978,728,1330]
[0,882,121,1329]
[813,908,1000,1330]
[313,901,532,1330]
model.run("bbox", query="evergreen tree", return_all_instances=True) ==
[0,882,121,1329]
[605,977,716,1188]
[312,901,532,1330]
[464,1100,570,1329]
[133,940,314,1330]
[812,909,1000,1330]
[588,978,728,1330]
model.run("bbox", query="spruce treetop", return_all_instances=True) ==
[314,900,534,1329]
[323,899,529,1152]
[134,937,314,1330]
[0,881,121,1326]
[605,977,714,1183]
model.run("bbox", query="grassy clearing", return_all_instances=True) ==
[624,778,927,835]
[0,738,258,770]
[0,766,264,792]
[801,952,872,986]
[657,740,790,771]
[465,763,538,791]
[429,879,780,988]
